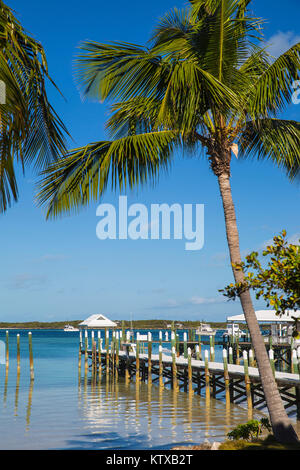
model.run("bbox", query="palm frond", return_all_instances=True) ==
[0,1,70,212]
[37,130,180,218]
[238,118,300,179]
[249,42,300,117]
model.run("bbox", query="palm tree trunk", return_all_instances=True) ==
[217,170,299,444]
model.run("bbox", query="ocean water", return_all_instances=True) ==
[0,329,266,450]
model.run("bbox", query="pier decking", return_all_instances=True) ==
[81,338,300,418]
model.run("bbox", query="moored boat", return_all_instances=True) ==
[64,324,79,332]
[196,323,216,336]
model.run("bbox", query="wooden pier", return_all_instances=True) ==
[80,334,300,419]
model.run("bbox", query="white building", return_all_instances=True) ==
[79,314,117,329]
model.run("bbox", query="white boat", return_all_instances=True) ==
[196,323,216,336]
[64,324,79,332]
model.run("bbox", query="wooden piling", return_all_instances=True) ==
[235,334,240,365]
[249,348,254,367]
[125,343,130,383]
[17,334,20,373]
[159,345,163,388]
[98,332,102,377]
[292,349,298,375]
[204,349,210,403]
[105,329,109,374]
[148,332,152,385]
[198,335,202,359]
[115,332,119,379]
[187,347,193,394]
[28,332,34,381]
[171,331,175,351]
[223,349,230,407]
[172,346,178,391]
[159,331,162,348]
[183,332,188,359]
[121,321,125,343]
[5,330,9,370]
[84,330,88,373]
[243,350,252,413]
[269,349,275,376]
[136,333,140,383]
[92,340,97,380]
[229,346,233,364]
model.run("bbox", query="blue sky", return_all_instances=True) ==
[1,0,299,323]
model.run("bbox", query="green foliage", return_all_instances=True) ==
[219,434,300,450]
[220,231,300,320]
[227,418,272,441]
[0,1,69,212]
[37,0,300,218]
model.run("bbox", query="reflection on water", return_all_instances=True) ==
[73,375,265,450]
[0,330,268,450]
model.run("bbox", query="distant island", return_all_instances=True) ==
[0,319,230,330]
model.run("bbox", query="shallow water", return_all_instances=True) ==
[0,329,268,450]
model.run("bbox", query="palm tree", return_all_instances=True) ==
[37,0,300,442]
[0,1,69,212]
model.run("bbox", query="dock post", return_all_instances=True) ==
[17,334,20,374]
[269,334,273,350]
[159,344,163,388]
[210,346,215,362]
[292,349,298,375]
[115,332,119,379]
[204,350,210,404]
[176,334,179,356]
[183,332,188,359]
[269,349,275,376]
[105,329,109,374]
[171,331,175,352]
[159,331,162,348]
[229,346,233,364]
[121,321,125,344]
[296,348,300,420]
[198,335,202,359]
[147,332,152,385]
[91,331,95,377]
[5,330,9,371]
[236,334,240,365]
[125,343,130,383]
[111,331,115,375]
[243,350,252,416]
[196,345,201,394]
[84,329,88,374]
[172,346,178,391]
[92,340,97,380]
[78,336,82,377]
[98,331,102,377]
[249,348,254,367]
[290,338,294,373]
[91,330,94,350]
[136,333,140,384]
[188,347,193,395]
[28,332,34,381]
[223,349,230,407]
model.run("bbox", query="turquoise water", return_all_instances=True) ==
[0,329,266,450]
